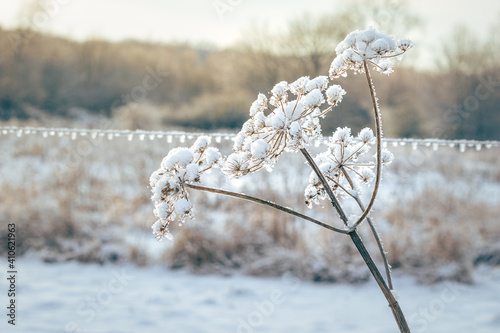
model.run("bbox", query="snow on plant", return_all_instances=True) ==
[150,27,413,333]
[223,76,345,178]
[150,136,221,240]
[329,27,414,77]
[305,126,394,207]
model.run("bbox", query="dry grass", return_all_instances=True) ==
[382,188,500,283]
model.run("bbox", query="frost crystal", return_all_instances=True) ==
[329,27,413,78]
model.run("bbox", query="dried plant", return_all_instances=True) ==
[150,27,414,332]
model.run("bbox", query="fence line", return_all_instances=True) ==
[1,125,499,152]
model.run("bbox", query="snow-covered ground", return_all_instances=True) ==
[1,130,500,332]
[1,258,499,333]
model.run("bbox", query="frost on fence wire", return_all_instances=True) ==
[1,126,499,152]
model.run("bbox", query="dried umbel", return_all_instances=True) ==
[223,76,345,178]
[150,136,221,240]
[329,27,414,77]
[305,126,393,207]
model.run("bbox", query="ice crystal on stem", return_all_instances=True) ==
[150,136,221,240]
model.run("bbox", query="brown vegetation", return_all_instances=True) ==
[1,9,500,139]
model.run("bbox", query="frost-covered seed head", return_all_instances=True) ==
[289,76,309,95]
[249,93,268,116]
[306,76,329,92]
[250,139,269,159]
[329,27,413,78]
[222,152,251,178]
[161,148,193,170]
[303,89,325,109]
[358,128,375,143]
[358,167,375,184]
[397,38,414,52]
[150,137,222,240]
[174,198,192,215]
[381,149,394,164]
[271,81,288,97]
[332,127,352,144]
[191,136,210,153]
[325,85,346,106]
[227,77,345,177]
[304,126,391,205]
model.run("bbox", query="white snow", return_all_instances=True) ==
[174,198,192,215]
[1,259,499,333]
[306,76,329,92]
[191,136,210,153]
[251,139,269,160]
[358,127,375,143]
[302,89,325,109]
[271,81,288,97]
[289,76,309,95]
[325,85,346,105]
[161,148,193,170]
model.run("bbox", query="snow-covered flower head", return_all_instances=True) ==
[150,136,221,240]
[222,76,346,178]
[304,127,392,207]
[329,27,414,77]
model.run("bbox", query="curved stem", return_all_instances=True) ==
[184,183,349,234]
[351,61,383,229]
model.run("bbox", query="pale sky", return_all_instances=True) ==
[0,0,499,68]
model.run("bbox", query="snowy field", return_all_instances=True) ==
[1,129,500,332]
[0,258,500,333]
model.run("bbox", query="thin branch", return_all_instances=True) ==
[351,61,383,229]
[184,183,349,234]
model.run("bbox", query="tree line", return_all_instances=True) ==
[0,7,499,140]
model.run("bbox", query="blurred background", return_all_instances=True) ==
[0,1,500,332]
[0,0,499,139]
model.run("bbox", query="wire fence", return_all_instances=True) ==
[1,125,500,152]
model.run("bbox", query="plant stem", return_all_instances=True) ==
[300,148,410,332]
[341,167,393,290]
[351,61,383,229]
[349,231,410,333]
[184,183,349,234]
[353,196,394,290]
